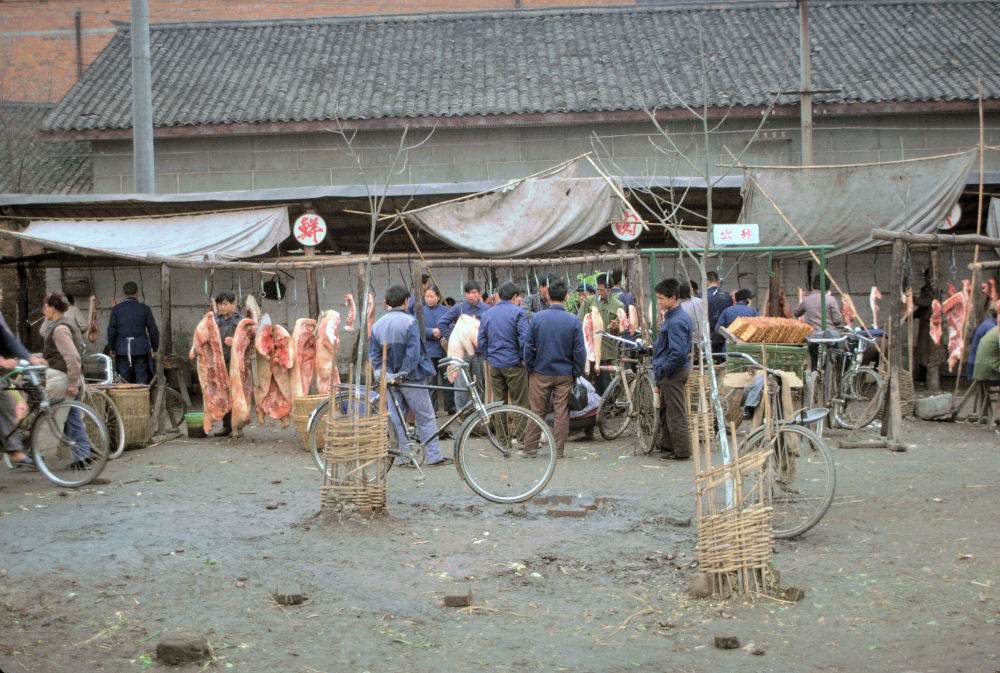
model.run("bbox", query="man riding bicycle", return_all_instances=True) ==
[0,286,46,467]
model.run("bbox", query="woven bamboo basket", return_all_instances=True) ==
[293,394,328,451]
[105,384,150,448]
[319,391,389,513]
[899,369,914,417]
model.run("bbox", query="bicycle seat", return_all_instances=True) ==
[807,330,849,345]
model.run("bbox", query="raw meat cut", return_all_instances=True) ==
[314,310,341,395]
[85,295,99,343]
[930,299,943,346]
[228,317,257,436]
[288,318,317,399]
[253,315,294,427]
[761,289,794,319]
[189,311,231,434]
[365,292,376,338]
[252,315,274,423]
[870,286,882,329]
[628,305,639,333]
[581,307,605,375]
[841,295,857,327]
[797,287,805,305]
[616,307,631,335]
[243,295,261,324]
[445,315,479,383]
[943,279,972,372]
[343,294,356,331]
[900,289,914,322]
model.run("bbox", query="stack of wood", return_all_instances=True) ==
[727,317,814,344]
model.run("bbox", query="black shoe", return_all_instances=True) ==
[426,457,453,466]
[395,461,417,469]
[214,428,232,437]
[68,459,92,470]
[438,429,452,440]
[659,453,690,462]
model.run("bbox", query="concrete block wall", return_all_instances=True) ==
[90,112,1000,195]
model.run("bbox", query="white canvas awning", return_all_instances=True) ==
[676,150,977,256]
[19,206,289,261]
[404,162,625,256]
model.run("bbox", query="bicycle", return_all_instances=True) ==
[1,361,111,487]
[82,352,126,458]
[728,350,837,538]
[101,360,189,433]
[308,358,558,504]
[808,328,886,431]
[594,331,659,455]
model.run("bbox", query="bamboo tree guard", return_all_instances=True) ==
[319,352,390,515]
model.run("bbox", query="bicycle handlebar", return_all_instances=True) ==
[596,330,650,350]
[727,350,785,377]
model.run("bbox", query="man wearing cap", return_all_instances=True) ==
[107,281,159,384]
[577,274,625,395]
[715,288,758,351]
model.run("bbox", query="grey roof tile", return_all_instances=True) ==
[0,102,92,193]
[43,1,1000,133]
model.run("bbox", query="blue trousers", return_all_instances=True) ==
[65,392,92,462]
[387,385,443,464]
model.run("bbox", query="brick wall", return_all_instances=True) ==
[0,0,632,102]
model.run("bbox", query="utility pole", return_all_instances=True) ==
[130,0,155,193]
[799,0,813,167]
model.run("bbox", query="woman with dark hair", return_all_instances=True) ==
[41,292,92,468]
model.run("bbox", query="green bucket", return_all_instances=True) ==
[184,412,204,428]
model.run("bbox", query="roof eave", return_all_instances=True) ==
[40,99,1000,141]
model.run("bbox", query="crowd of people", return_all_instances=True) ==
[364,269,703,464]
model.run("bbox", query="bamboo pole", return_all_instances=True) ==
[870,229,1000,247]
[0,227,640,271]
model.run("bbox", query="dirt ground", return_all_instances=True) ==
[1,398,999,673]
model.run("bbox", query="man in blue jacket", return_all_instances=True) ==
[715,289,758,351]
[370,285,449,466]
[478,282,529,413]
[523,279,587,459]
[107,281,159,384]
[705,271,733,358]
[437,280,491,408]
[411,285,454,414]
[653,278,693,461]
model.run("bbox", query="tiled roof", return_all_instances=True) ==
[0,102,92,193]
[43,1,1000,133]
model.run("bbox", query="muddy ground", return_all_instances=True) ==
[1,402,998,673]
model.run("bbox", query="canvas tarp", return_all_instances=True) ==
[20,206,289,261]
[987,198,1000,257]
[405,163,624,256]
[676,150,977,256]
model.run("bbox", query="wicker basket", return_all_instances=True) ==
[105,384,150,448]
[320,388,389,513]
[293,394,328,451]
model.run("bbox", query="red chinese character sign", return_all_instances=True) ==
[610,212,643,242]
[293,214,327,247]
[713,223,760,246]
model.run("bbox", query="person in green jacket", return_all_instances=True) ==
[972,325,1000,382]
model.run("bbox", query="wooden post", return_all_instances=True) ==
[304,247,319,319]
[150,263,169,436]
[928,249,941,392]
[353,263,368,369]
[768,259,782,316]
[880,239,905,449]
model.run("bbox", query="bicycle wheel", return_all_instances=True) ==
[833,367,884,430]
[744,423,836,538]
[597,370,635,440]
[308,393,401,479]
[82,388,126,459]
[633,373,659,455]
[161,387,189,431]
[455,404,556,503]
[31,400,110,488]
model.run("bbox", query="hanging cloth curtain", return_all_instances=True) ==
[20,207,289,261]
[404,162,624,256]
[675,150,976,256]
